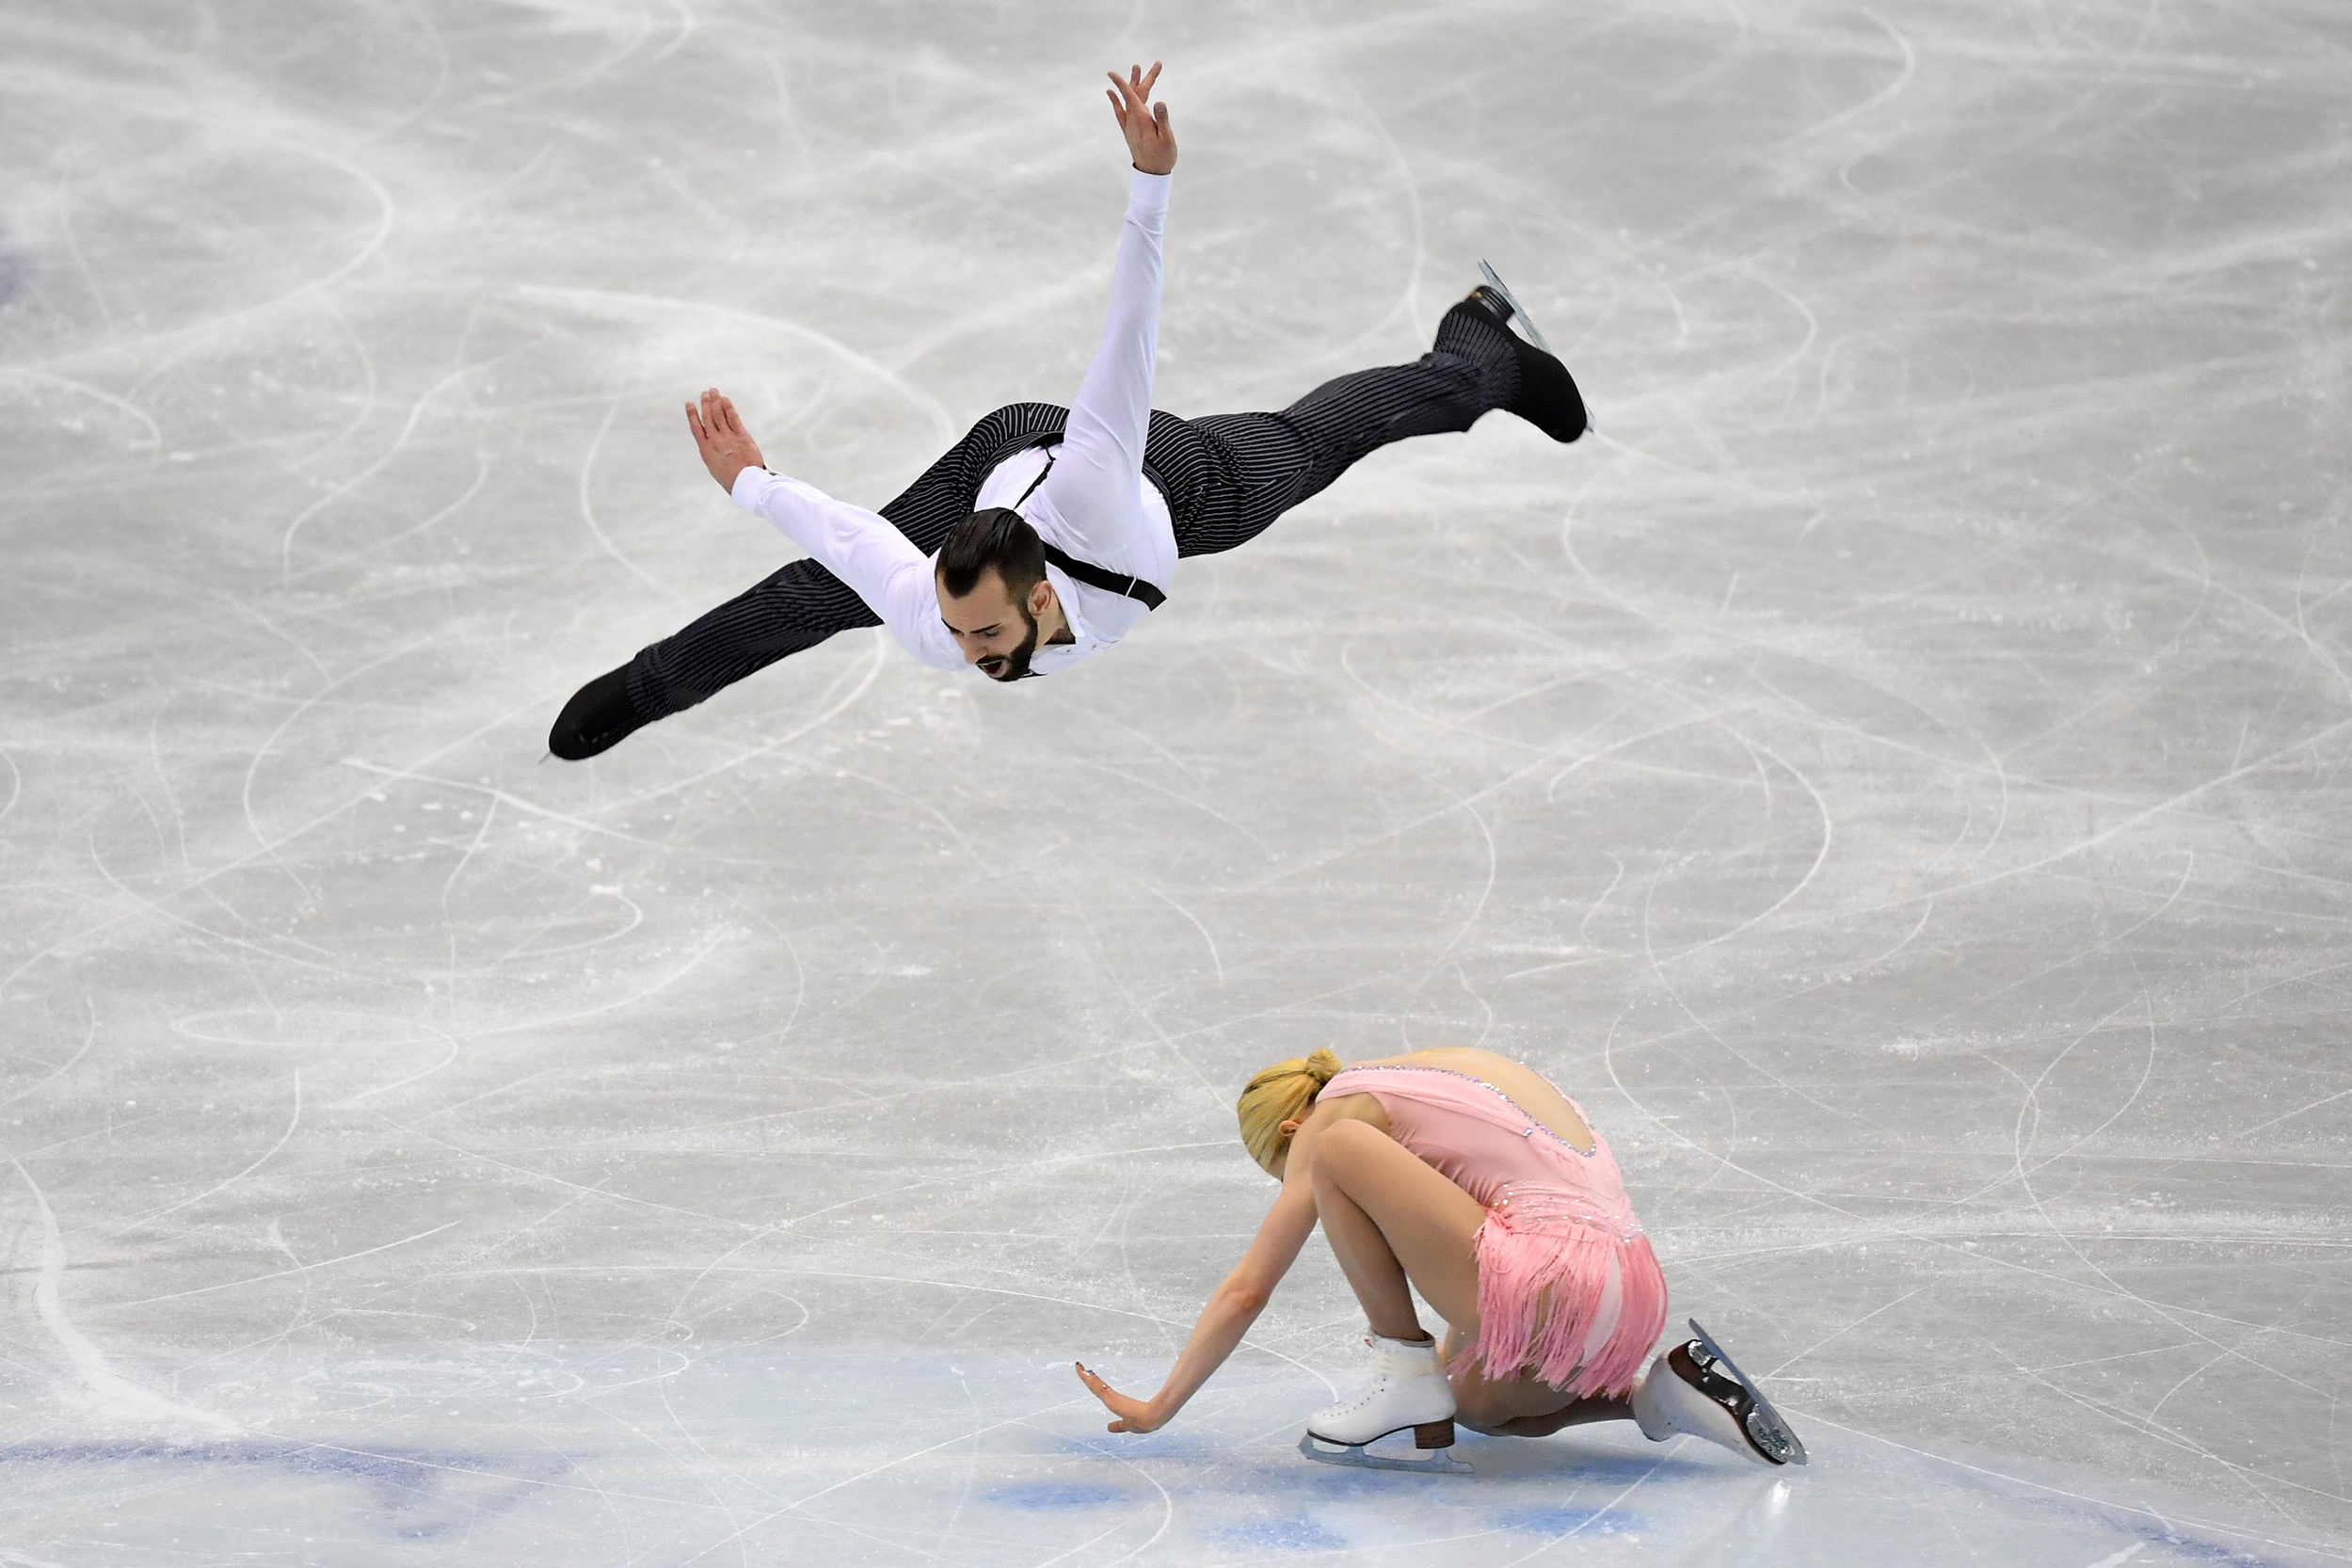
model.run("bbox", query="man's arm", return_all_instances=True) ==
[686,390,963,671]
[1036,66,1176,571]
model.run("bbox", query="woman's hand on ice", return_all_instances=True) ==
[1076,1362,1163,1433]
[685,388,765,492]
[1105,63,1176,175]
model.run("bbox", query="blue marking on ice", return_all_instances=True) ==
[1208,1513,1352,1550]
[1495,1503,1640,1535]
[985,1480,1130,1511]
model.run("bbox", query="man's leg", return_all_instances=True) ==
[548,403,1069,760]
[1151,291,1577,560]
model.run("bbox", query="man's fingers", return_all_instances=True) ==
[684,402,705,440]
[1154,103,1170,133]
[1141,61,1160,95]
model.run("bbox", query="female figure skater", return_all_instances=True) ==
[1075,1046,1804,1471]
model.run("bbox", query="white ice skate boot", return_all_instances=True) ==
[1632,1318,1807,1466]
[1297,1333,1470,1474]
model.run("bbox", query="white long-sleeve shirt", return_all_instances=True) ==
[729,169,1176,676]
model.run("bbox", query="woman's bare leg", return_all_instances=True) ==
[1308,1119,1488,1339]
[1442,1302,1641,1435]
[1308,1121,1645,1439]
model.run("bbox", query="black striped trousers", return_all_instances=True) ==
[627,304,1522,716]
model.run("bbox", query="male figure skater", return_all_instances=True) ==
[551,63,1587,760]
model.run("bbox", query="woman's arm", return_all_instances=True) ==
[1078,1161,1318,1432]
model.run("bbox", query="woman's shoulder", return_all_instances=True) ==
[1362,1046,1522,1077]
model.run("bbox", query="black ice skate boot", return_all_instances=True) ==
[1445,260,1588,443]
[548,663,650,760]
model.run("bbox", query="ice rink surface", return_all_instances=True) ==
[4,0,2349,1562]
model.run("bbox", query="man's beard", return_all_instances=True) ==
[976,601,1043,681]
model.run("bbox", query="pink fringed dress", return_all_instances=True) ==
[1320,1064,1668,1400]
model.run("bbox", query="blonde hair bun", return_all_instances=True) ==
[1235,1048,1348,1176]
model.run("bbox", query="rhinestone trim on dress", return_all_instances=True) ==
[1323,1063,1599,1158]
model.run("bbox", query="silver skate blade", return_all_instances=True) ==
[1297,1431,1473,1475]
[1477,258,1556,358]
[1688,1318,1808,1465]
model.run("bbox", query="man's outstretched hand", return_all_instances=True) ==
[1106,62,1176,175]
[686,388,765,492]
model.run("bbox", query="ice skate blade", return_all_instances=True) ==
[1688,1318,1808,1466]
[1477,258,1556,358]
[1297,1432,1473,1475]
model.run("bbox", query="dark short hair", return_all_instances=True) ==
[936,507,1047,600]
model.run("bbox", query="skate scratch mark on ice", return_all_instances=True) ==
[1244,701,1737,902]
[439,792,500,1001]
[578,400,680,601]
[0,369,163,453]
[671,1395,1138,1568]
[1056,1426,1175,1568]
[594,633,887,815]
[0,1548,73,1568]
[328,1018,468,1107]
[1989,1348,2312,1516]
[2,1003,95,1111]
[278,356,488,578]
[1773,712,2352,936]
[102,1072,301,1233]
[1763,1285,1924,1377]
[301,299,377,464]
[1657,732,1833,962]
[2084,1545,2144,1568]
[8,1156,240,1432]
[1400,792,1496,1051]
[1301,57,1424,368]
[452,929,730,1042]
[85,821,342,971]
[1495,1451,1680,1568]
[99,1219,461,1310]
[1336,630,1590,758]
[120,136,396,400]
[482,882,648,966]
[1920,856,2191,1036]
[1748,664,2012,883]
[242,635,437,872]
[54,170,114,332]
[286,451,492,585]
[2236,1083,2352,1138]
[513,283,956,439]
[648,0,697,66]
[1150,887,1224,986]
[1067,758,1279,862]
[1997,1001,2340,1490]
[338,760,664,850]
[1632,753,1880,1139]
[0,684,537,1000]
[1806,1414,2328,1563]
[1763,8,1916,151]
[1062,900,1220,1097]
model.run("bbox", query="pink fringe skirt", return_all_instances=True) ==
[1450,1186,1669,1400]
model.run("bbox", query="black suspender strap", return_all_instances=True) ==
[1011,444,1168,612]
[1015,449,1056,505]
[1038,542,1167,610]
